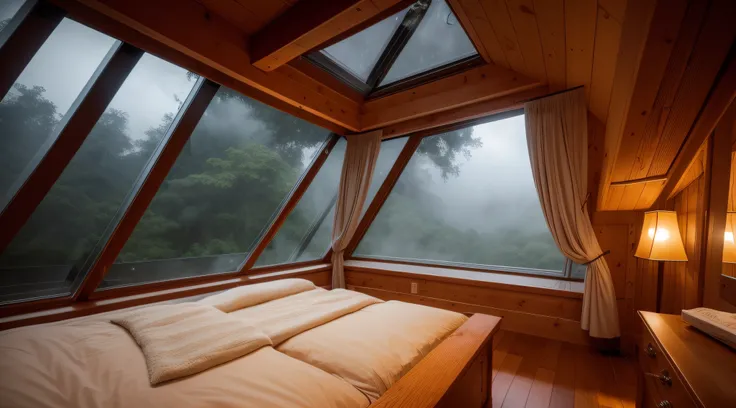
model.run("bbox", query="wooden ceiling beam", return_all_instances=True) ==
[380,85,547,139]
[660,55,736,201]
[596,0,667,211]
[249,0,408,72]
[361,63,542,130]
[57,0,362,131]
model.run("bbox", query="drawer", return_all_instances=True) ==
[638,330,696,408]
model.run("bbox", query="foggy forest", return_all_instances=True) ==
[0,16,568,301]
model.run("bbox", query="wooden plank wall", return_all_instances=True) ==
[660,176,707,313]
[344,268,593,346]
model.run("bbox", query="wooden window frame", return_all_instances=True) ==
[0,41,143,253]
[0,1,346,314]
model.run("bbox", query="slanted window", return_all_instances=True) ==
[0,0,25,34]
[354,113,569,277]
[0,51,197,303]
[308,0,479,96]
[102,87,332,289]
[255,136,408,267]
[0,18,117,210]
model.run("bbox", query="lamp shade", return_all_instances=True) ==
[635,211,688,261]
[724,212,736,263]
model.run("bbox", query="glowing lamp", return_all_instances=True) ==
[635,211,688,261]
[724,212,736,264]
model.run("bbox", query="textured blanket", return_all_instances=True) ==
[113,281,382,384]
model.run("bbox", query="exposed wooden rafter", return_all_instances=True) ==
[660,53,736,201]
[361,63,542,130]
[250,0,409,72]
[55,0,362,130]
[598,0,736,211]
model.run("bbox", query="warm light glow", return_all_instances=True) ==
[724,213,736,264]
[647,227,671,242]
[726,232,735,244]
[635,211,687,261]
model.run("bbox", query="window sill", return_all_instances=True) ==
[0,263,331,331]
[344,259,584,299]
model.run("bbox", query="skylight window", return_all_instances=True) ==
[308,0,479,96]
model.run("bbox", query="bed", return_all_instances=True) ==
[0,279,500,408]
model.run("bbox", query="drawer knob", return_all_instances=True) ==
[645,369,672,387]
[646,343,657,358]
[656,401,672,408]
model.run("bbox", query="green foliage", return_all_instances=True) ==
[0,80,564,281]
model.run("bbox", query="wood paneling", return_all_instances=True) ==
[588,2,624,123]
[351,284,591,346]
[599,0,736,210]
[659,175,706,314]
[361,63,541,129]
[564,0,597,98]
[195,0,295,35]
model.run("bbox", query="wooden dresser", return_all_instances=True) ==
[637,311,736,408]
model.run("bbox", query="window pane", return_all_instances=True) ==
[253,137,409,267]
[0,18,116,209]
[355,114,566,275]
[254,138,346,267]
[380,0,477,86]
[0,54,197,303]
[105,87,332,288]
[321,8,408,82]
[0,0,24,34]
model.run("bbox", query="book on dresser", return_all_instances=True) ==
[638,311,736,408]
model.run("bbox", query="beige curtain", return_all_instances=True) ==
[525,88,620,338]
[331,131,382,289]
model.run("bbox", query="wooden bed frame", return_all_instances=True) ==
[371,313,501,408]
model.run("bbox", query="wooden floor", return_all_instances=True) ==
[491,331,637,408]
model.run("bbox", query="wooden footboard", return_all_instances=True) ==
[370,313,501,408]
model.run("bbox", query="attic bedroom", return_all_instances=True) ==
[0,0,734,407]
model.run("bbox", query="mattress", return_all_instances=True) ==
[0,319,368,408]
[0,286,467,408]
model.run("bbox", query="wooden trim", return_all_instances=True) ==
[445,0,491,63]
[660,53,736,201]
[55,0,361,131]
[610,175,668,187]
[0,42,142,253]
[344,135,422,255]
[379,85,547,139]
[239,135,341,273]
[370,313,500,408]
[0,265,331,330]
[348,254,581,283]
[88,263,329,301]
[345,260,584,298]
[0,0,65,99]
[75,79,220,300]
